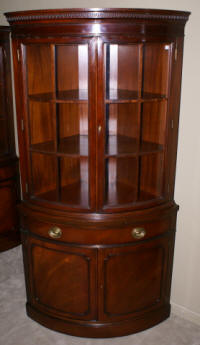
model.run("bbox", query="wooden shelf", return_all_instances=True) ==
[105,181,158,207]
[28,89,88,103]
[33,181,89,207]
[30,135,162,157]
[30,135,88,157]
[106,89,167,103]
[106,135,163,157]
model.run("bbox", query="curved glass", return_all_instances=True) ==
[103,43,171,208]
[26,43,89,208]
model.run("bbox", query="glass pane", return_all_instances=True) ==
[105,44,141,101]
[58,103,88,155]
[27,45,53,99]
[105,103,140,155]
[56,45,88,100]
[104,157,138,207]
[26,43,89,208]
[143,43,170,97]
[60,157,89,207]
[139,153,164,201]
[103,42,170,209]
[29,101,55,152]
[31,153,57,201]
[141,101,167,153]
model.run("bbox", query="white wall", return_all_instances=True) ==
[1,0,199,325]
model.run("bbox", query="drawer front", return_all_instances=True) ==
[21,214,175,245]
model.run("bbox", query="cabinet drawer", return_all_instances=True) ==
[21,215,174,245]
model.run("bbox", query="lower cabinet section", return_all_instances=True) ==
[22,227,175,337]
[98,236,171,321]
[26,237,97,321]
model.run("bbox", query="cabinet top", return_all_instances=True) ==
[5,8,190,25]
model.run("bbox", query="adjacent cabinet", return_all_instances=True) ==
[0,26,20,252]
[6,8,190,337]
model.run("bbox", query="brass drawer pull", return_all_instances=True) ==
[132,227,146,239]
[48,226,62,239]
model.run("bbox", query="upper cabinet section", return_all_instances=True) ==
[6,9,190,213]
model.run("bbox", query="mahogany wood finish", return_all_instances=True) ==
[6,8,190,337]
[0,26,20,252]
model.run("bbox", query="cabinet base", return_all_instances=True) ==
[26,303,171,338]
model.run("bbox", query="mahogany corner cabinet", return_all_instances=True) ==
[0,26,20,252]
[6,8,190,337]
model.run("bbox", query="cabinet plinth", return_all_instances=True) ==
[6,8,190,337]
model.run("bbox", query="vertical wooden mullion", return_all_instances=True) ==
[88,37,97,210]
[50,44,60,201]
[96,38,106,210]
[136,43,145,201]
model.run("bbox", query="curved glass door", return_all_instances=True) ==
[103,42,171,209]
[26,42,91,209]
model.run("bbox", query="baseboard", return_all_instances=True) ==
[171,302,200,326]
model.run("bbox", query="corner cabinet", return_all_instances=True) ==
[6,8,190,337]
[0,26,20,252]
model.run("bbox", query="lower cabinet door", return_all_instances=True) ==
[26,236,97,321]
[98,233,174,321]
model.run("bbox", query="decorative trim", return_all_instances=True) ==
[6,11,189,24]
[171,302,200,326]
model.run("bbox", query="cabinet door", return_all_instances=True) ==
[21,38,96,210]
[97,39,172,211]
[98,233,174,321]
[26,236,97,321]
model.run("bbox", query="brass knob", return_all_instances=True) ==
[132,227,146,239]
[48,226,62,239]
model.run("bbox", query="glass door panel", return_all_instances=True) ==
[26,43,90,208]
[57,103,88,155]
[31,153,57,201]
[105,157,138,206]
[103,42,171,209]
[60,156,88,206]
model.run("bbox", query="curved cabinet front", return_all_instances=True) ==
[7,7,190,338]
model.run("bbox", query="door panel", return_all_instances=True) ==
[27,236,97,320]
[98,234,172,321]
[98,39,172,211]
[24,38,96,210]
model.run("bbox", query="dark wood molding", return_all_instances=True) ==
[5,8,190,25]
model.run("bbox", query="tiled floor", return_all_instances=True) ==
[0,246,200,345]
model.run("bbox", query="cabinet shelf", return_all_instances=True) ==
[105,181,159,207]
[33,181,89,207]
[106,89,167,103]
[30,134,162,157]
[28,89,88,103]
[30,135,88,157]
[106,135,163,157]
